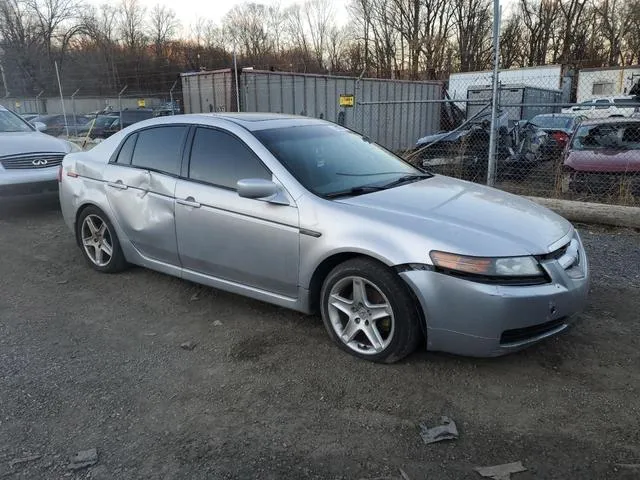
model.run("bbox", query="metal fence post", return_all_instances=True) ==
[35,90,44,115]
[487,1,502,187]
[118,85,128,130]
[71,88,80,136]
[169,80,178,115]
[54,61,69,137]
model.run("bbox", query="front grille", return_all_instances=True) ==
[0,153,64,170]
[500,317,567,344]
[539,238,580,270]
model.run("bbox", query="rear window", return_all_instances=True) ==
[572,123,640,150]
[530,116,573,129]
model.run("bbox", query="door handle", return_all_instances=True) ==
[107,180,128,190]
[176,196,201,208]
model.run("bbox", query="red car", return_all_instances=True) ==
[562,118,640,195]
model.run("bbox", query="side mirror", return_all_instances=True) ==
[236,178,288,205]
[32,121,46,132]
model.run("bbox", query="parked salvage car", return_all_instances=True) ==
[31,114,91,136]
[528,113,585,160]
[562,96,640,119]
[562,118,640,195]
[414,113,553,181]
[59,113,589,362]
[0,106,81,197]
[76,115,119,139]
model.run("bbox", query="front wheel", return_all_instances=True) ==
[320,258,422,363]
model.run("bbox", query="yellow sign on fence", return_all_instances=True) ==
[339,94,354,107]
[137,99,146,107]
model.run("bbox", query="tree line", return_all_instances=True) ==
[0,0,639,98]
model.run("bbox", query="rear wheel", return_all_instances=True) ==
[76,206,128,273]
[320,258,422,363]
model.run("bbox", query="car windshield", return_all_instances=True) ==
[254,124,424,197]
[0,110,34,133]
[572,123,640,150]
[530,116,573,129]
[95,116,118,127]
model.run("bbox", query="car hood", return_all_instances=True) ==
[0,131,72,156]
[565,149,640,172]
[338,175,571,256]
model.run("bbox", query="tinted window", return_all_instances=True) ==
[114,133,137,164]
[131,126,187,175]
[595,99,610,109]
[189,128,270,189]
[613,98,640,105]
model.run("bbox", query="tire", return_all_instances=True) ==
[320,258,422,363]
[76,206,128,273]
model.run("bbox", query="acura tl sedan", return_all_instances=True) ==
[59,113,589,362]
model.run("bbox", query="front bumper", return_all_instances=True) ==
[399,236,590,357]
[0,166,59,197]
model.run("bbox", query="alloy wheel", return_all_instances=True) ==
[327,275,395,355]
[81,214,113,267]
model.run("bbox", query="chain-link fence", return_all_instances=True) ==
[356,72,640,207]
[180,67,640,207]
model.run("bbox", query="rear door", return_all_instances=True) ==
[103,125,188,265]
[174,127,300,297]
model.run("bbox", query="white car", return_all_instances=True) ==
[0,106,81,198]
[562,96,640,118]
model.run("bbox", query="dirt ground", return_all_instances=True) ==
[0,199,639,480]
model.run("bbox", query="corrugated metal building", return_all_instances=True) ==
[181,69,442,151]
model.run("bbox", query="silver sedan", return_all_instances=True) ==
[58,113,589,362]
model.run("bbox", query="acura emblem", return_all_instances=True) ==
[32,159,48,166]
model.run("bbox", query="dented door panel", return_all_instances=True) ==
[103,165,179,265]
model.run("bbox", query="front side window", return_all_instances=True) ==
[131,126,188,175]
[253,124,423,197]
[0,110,34,133]
[188,128,271,189]
[595,99,611,110]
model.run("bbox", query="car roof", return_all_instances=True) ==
[579,118,640,126]
[193,113,327,131]
[531,113,575,118]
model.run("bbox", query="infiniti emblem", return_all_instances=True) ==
[32,158,48,166]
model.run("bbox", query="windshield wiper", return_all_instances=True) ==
[380,173,433,188]
[324,185,388,199]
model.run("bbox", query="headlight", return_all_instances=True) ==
[430,251,544,279]
[67,141,82,153]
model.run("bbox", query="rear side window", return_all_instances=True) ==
[189,128,270,189]
[595,99,610,109]
[114,133,137,164]
[131,126,188,175]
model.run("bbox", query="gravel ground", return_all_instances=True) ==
[0,200,639,480]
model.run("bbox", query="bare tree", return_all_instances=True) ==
[499,13,524,68]
[304,0,334,70]
[452,0,491,72]
[118,0,146,52]
[25,0,83,62]
[593,0,630,65]
[149,4,178,57]
[223,3,272,63]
